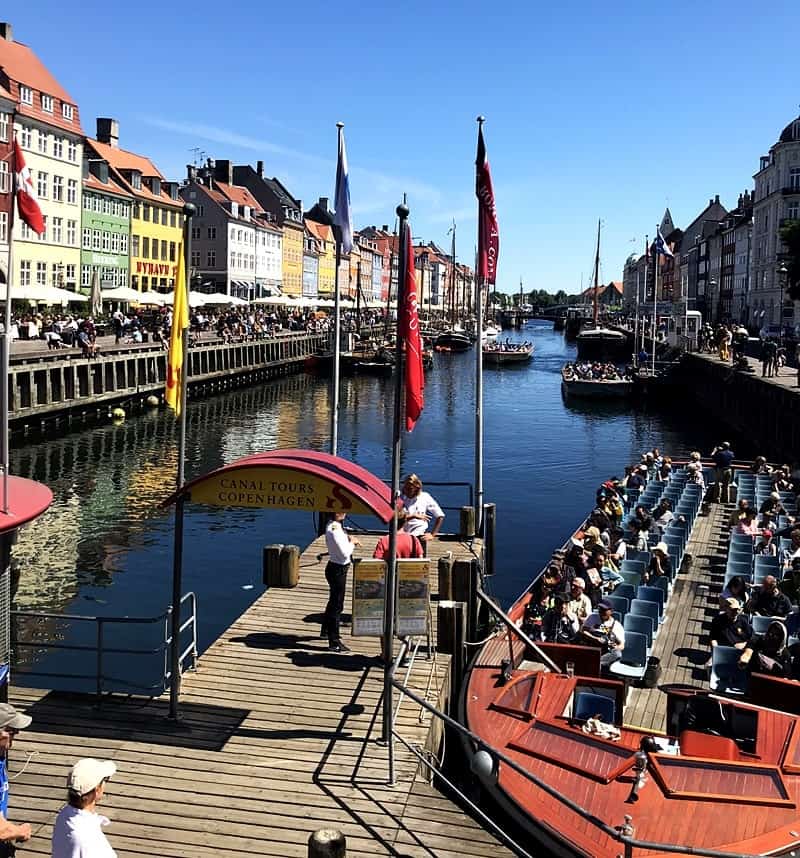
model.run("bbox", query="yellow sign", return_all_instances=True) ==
[352,559,387,637]
[397,559,430,637]
[188,466,375,514]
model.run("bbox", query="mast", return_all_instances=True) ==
[592,218,600,327]
[450,221,457,328]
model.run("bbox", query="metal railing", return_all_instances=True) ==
[387,594,756,858]
[10,592,198,699]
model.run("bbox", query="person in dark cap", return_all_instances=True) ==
[542,595,579,644]
[580,600,625,670]
[0,703,32,853]
[711,441,735,503]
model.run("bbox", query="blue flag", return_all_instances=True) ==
[653,228,674,258]
[333,125,353,254]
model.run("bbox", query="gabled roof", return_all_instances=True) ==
[305,219,333,244]
[264,176,300,210]
[87,138,181,208]
[83,171,133,200]
[215,181,263,214]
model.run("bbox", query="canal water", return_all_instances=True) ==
[9,321,749,692]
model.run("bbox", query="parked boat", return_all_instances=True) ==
[481,324,500,342]
[435,329,472,352]
[482,340,534,366]
[560,363,633,398]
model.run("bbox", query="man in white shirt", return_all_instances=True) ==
[323,512,360,652]
[51,758,117,858]
[399,474,444,551]
[581,600,625,670]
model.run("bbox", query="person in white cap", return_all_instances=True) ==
[51,758,117,858]
[0,703,32,854]
[643,542,672,584]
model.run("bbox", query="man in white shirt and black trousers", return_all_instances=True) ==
[323,512,361,652]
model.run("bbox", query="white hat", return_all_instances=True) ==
[654,542,669,555]
[67,759,117,795]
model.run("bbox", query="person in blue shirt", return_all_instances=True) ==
[711,441,735,503]
[0,703,32,855]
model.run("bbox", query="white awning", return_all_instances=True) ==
[11,284,88,303]
[101,286,149,303]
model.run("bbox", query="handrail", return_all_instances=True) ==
[11,592,198,699]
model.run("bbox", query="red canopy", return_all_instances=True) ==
[0,476,53,535]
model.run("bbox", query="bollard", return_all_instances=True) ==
[279,544,301,588]
[262,544,284,587]
[308,828,346,858]
[437,554,453,601]
[437,600,466,702]
[452,558,479,643]
[482,503,496,577]
[459,505,476,539]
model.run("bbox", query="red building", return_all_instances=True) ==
[0,81,15,279]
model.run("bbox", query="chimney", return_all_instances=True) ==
[96,117,119,148]
[257,160,264,178]
[214,159,233,185]
[318,196,329,213]
[714,194,720,204]
[0,23,12,42]
[187,164,197,182]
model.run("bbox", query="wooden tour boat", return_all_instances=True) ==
[461,461,800,858]
[482,340,534,366]
[561,365,634,398]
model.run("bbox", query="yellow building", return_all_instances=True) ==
[1,25,83,292]
[305,220,335,295]
[281,220,304,297]
[86,120,183,292]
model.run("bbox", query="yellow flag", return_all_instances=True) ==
[165,247,188,415]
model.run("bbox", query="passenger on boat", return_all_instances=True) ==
[567,579,592,623]
[711,442,735,503]
[644,452,658,482]
[783,529,800,568]
[607,528,627,565]
[734,509,760,537]
[658,456,673,482]
[686,452,706,489]
[780,560,800,607]
[760,492,788,519]
[708,599,752,662]
[583,525,603,552]
[629,505,653,551]
[581,600,625,670]
[565,537,588,581]
[754,529,777,557]
[728,499,751,530]
[542,595,580,644]
[720,575,750,610]
[521,590,553,641]
[737,620,798,678]
[771,466,794,493]
[750,456,772,475]
[626,465,647,492]
[651,498,674,534]
[746,575,792,617]
[589,547,624,590]
[642,542,672,584]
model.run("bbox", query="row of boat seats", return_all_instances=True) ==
[607,469,704,682]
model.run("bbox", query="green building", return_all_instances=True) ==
[80,149,132,294]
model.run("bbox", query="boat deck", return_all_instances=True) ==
[625,501,729,732]
[7,534,511,857]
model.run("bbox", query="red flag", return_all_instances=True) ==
[400,225,424,431]
[476,123,499,285]
[14,137,45,235]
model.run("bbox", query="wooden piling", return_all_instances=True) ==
[437,600,467,705]
[437,553,453,601]
[460,505,475,538]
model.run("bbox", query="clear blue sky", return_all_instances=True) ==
[10,0,800,295]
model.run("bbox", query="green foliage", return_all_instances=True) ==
[779,219,800,301]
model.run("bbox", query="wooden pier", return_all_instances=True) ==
[7,534,510,857]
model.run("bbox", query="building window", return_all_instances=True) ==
[67,179,77,204]
[207,227,216,239]
[62,103,73,121]
[121,202,129,219]
[52,217,62,243]
[0,161,7,194]
[789,201,800,221]
[53,136,64,158]
[67,140,77,162]
[191,226,201,240]
[120,233,128,254]
[169,241,176,262]
[39,216,47,241]
[65,264,75,286]
[142,237,149,258]
[111,232,119,253]
[19,86,33,105]
[197,205,204,217]
[170,211,176,227]
[83,193,92,210]
[102,231,110,252]
[0,212,6,243]
[41,94,54,113]
[161,209,168,226]
[102,198,111,215]
[141,276,149,290]
[20,127,31,149]
[52,175,63,202]
[67,220,76,245]
[93,196,101,213]
[92,229,101,250]
[207,250,216,266]
[20,261,31,286]
[191,250,200,267]
[37,172,48,198]
[131,235,139,257]
[82,228,91,249]
[36,261,46,285]
[132,202,140,220]
[81,265,91,288]
[142,205,150,222]
[791,168,800,192]
[0,113,7,142]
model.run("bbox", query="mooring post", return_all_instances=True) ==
[308,828,346,857]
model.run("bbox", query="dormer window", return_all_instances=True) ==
[243,206,250,220]
[130,170,142,190]
[19,85,32,105]
[230,202,239,218]
[41,94,53,113]
[62,103,73,121]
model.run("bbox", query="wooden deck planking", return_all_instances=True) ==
[626,502,732,732]
[7,533,511,857]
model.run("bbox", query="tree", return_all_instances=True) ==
[779,220,800,301]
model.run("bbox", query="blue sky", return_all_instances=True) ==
[11,0,800,294]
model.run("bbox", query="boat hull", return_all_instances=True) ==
[561,378,633,398]
[482,346,534,365]
[575,329,629,361]
[435,331,472,352]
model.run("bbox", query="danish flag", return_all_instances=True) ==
[14,137,44,234]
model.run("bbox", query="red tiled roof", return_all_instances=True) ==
[83,172,133,200]
[305,219,333,244]
[86,138,181,208]
[214,181,263,214]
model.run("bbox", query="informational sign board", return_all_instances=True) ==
[396,558,430,637]
[351,557,431,638]
[352,559,386,637]
[188,466,375,515]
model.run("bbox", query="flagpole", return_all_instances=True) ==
[168,202,194,721]
[653,227,659,375]
[474,116,486,533]
[643,235,649,357]
[633,268,640,369]
[382,202,408,781]
[1,132,16,515]
[331,241,342,456]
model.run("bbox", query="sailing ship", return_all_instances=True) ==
[575,221,628,360]
[435,222,473,352]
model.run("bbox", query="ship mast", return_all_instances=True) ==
[592,219,600,327]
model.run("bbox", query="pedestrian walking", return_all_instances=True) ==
[51,758,117,858]
[0,704,32,856]
[322,512,360,652]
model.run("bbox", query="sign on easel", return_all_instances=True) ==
[351,557,431,637]
[352,559,386,637]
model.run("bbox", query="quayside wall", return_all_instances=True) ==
[8,332,328,429]
[677,354,800,463]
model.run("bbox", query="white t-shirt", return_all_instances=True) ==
[582,613,625,648]
[401,491,445,537]
[51,805,117,858]
[325,520,355,565]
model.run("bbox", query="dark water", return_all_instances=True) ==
[9,321,745,690]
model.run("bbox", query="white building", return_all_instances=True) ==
[256,221,282,297]
[751,113,800,331]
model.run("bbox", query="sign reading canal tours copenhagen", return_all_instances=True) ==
[351,558,430,637]
[187,466,376,515]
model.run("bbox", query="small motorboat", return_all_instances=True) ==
[481,324,500,342]
[482,340,534,366]
[561,363,633,398]
[435,329,472,352]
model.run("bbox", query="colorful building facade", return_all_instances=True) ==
[305,219,335,295]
